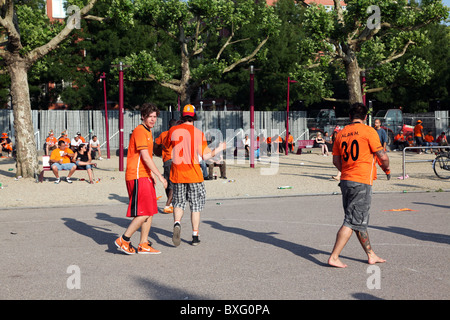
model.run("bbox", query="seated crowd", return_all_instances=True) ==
[46,130,100,184]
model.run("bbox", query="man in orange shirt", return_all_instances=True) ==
[393,130,408,151]
[329,103,390,268]
[49,140,77,184]
[164,104,226,246]
[45,130,58,156]
[424,130,438,153]
[287,132,294,153]
[115,103,167,255]
[414,120,424,153]
[58,131,70,145]
[155,118,177,213]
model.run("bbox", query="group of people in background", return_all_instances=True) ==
[392,119,448,153]
[0,132,13,158]
[45,130,103,184]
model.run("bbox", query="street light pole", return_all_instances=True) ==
[118,62,124,171]
[100,72,110,159]
[286,77,298,155]
[111,61,130,171]
[249,65,255,168]
[361,71,366,106]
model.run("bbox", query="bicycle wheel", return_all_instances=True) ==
[433,155,450,179]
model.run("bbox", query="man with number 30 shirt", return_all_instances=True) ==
[328,103,390,268]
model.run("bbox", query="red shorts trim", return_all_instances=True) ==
[126,177,158,217]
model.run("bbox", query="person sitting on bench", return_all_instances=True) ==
[49,140,77,184]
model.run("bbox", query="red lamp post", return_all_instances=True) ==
[286,77,298,155]
[250,65,255,168]
[100,72,111,159]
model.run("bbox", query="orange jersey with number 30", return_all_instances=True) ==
[332,123,383,185]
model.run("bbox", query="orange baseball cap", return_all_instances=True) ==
[182,104,195,117]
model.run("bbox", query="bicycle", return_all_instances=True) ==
[432,151,450,179]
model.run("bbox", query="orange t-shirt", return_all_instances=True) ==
[46,136,57,146]
[155,130,172,163]
[58,137,70,145]
[164,123,211,183]
[394,134,405,142]
[424,134,434,143]
[288,135,294,143]
[50,147,74,164]
[332,123,383,186]
[126,124,154,181]
[414,124,423,137]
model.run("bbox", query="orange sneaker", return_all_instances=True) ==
[138,241,161,255]
[163,206,173,213]
[115,237,136,255]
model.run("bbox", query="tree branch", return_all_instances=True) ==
[222,36,269,73]
[379,40,415,66]
[0,0,23,53]
[26,0,98,65]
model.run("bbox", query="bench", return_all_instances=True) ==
[38,156,91,182]
[296,140,315,154]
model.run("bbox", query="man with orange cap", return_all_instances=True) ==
[414,120,424,154]
[1,132,13,157]
[164,104,226,246]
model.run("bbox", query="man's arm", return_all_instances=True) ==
[202,142,227,162]
[333,155,342,172]
[375,149,391,179]
[139,149,167,189]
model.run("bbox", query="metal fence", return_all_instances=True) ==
[0,110,308,152]
[404,111,449,136]
[1,109,448,152]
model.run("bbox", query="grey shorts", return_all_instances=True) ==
[173,182,206,212]
[340,180,372,232]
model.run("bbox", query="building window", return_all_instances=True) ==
[52,0,67,19]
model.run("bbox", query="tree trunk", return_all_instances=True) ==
[179,43,192,106]
[344,57,363,105]
[8,58,39,179]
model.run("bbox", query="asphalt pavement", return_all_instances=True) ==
[1,191,449,303]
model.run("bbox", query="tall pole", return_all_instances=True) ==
[249,65,255,168]
[100,72,110,159]
[119,62,124,171]
[361,71,366,106]
[286,77,297,155]
[286,77,290,156]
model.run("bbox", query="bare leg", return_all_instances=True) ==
[139,216,153,244]
[173,207,184,223]
[87,168,93,183]
[328,225,353,268]
[51,165,60,179]
[191,211,200,234]
[356,230,386,265]
[123,216,148,239]
[68,165,77,178]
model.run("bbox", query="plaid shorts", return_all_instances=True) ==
[173,182,206,212]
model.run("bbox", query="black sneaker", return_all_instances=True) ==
[191,235,200,246]
[172,223,181,247]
